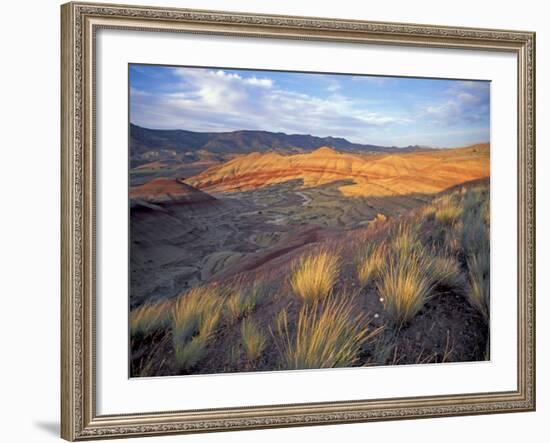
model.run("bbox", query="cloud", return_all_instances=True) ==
[245,76,273,88]
[457,92,480,105]
[419,81,489,127]
[351,76,395,86]
[130,67,490,146]
[325,79,342,92]
[130,68,403,141]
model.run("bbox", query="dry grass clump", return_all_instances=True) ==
[481,198,490,226]
[377,249,435,326]
[356,243,386,287]
[373,186,490,327]
[390,224,421,257]
[435,204,462,226]
[172,286,222,342]
[461,189,490,257]
[130,300,171,337]
[171,286,224,371]
[423,197,463,254]
[466,252,490,320]
[462,214,488,254]
[463,187,480,213]
[241,319,267,362]
[434,195,462,226]
[290,249,341,303]
[174,336,208,371]
[274,295,378,369]
[225,282,267,323]
[430,255,466,291]
[451,186,490,320]
[225,291,249,323]
[442,227,462,255]
[421,205,436,221]
[379,226,439,325]
[378,207,477,325]
[463,186,490,320]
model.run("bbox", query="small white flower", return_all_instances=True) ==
[374,313,379,319]
[379,298,384,302]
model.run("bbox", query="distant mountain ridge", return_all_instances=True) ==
[130,124,428,166]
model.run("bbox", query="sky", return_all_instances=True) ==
[129,64,490,148]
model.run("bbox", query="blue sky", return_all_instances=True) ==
[129,64,490,148]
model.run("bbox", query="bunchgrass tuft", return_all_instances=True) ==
[421,205,436,221]
[130,300,171,337]
[430,255,466,291]
[466,252,490,320]
[462,214,489,256]
[174,335,208,371]
[434,195,462,226]
[481,198,490,226]
[461,188,490,321]
[356,243,386,287]
[225,290,248,323]
[225,282,269,323]
[241,318,267,362]
[171,286,224,371]
[378,248,435,326]
[390,224,421,257]
[290,249,340,303]
[274,294,377,369]
[171,286,222,343]
[461,188,490,256]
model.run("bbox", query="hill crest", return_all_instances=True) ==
[130,177,217,206]
[188,143,490,198]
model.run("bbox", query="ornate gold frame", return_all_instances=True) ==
[61,2,536,440]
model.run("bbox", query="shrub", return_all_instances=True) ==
[274,295,378,369]
[356,243,386,287]
[241,318,267,362]
[290,249,340,303]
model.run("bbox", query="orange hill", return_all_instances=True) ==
[187,144,490,197]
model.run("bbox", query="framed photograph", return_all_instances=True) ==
[61,1,536,440]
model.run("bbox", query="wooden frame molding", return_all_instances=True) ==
[61,2,536,440]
